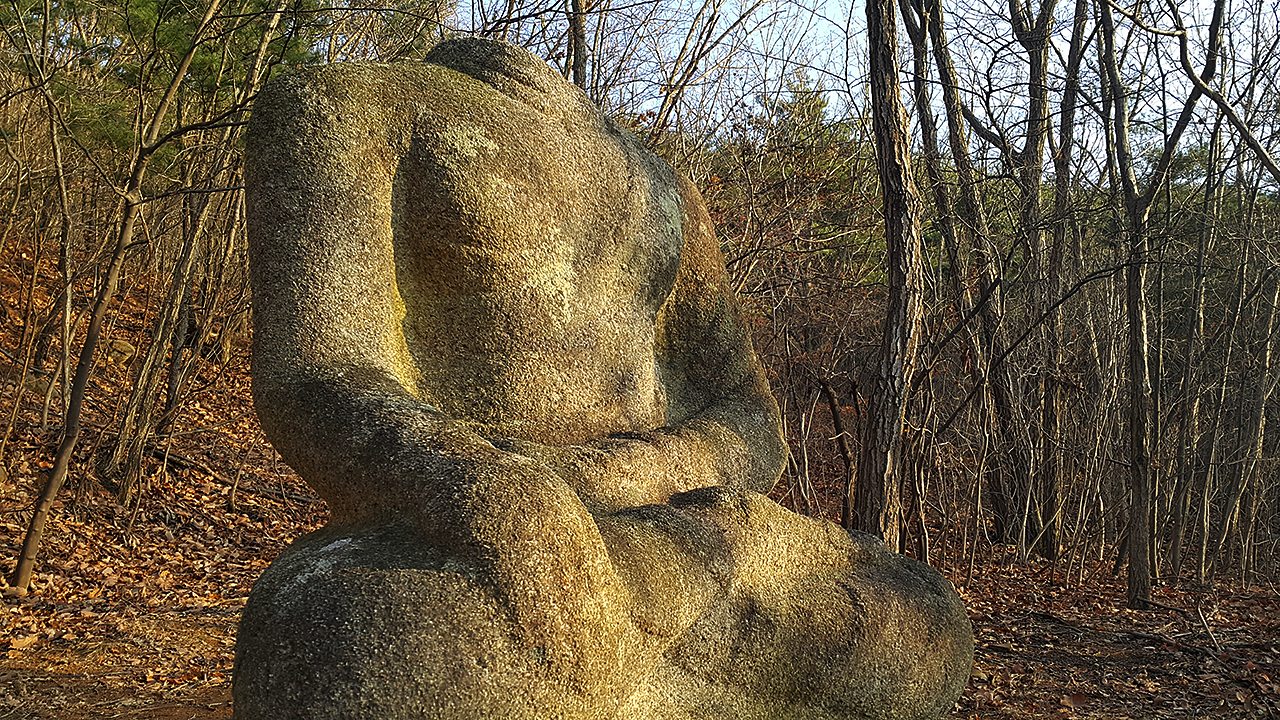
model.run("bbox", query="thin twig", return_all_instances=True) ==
[1196,602,1222,652]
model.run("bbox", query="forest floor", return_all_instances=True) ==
[0,278,1277,718]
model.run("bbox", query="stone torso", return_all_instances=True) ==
[389,99,684,444]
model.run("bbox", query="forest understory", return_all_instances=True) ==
[0,258,1276,719]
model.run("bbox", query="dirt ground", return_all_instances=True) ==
[0,350,315,720]
[1,604,235,720]
[955,567,1279,719]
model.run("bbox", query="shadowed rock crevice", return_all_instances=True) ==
[235,37,972,720]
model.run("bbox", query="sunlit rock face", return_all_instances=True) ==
[233,37,972,720]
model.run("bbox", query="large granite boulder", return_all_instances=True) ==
[235,37,972,720]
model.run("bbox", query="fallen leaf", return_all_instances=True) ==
[1062,692,1088,709]
[9,635,37,651]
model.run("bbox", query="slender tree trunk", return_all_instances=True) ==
[1123,233,1154,608]
[1008,0,1055,560]
[1098,0,1224,606]
[1168,117,1220,576]
[1198,246,1248,581]
[1150,250,1164,577]
[1037,0,1089,562]
[568,0,587,87]
[855,0,924,552]
[12,195,140,593]
[41,96,74,431]
[1100,0,1152,608]
[12,0,234,591]
[818,377,855,529]
[901,0,965,313]
[924,0,1025,542]
[1208,270,1278,576]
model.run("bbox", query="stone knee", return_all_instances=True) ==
[650,488,973,720]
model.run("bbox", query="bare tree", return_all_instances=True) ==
[855,0,925,550]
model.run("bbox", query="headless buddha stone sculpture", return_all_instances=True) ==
[234,37,972,720]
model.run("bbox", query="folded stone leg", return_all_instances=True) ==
[233,452,660,720]
[236,521,555,719]
[235,479,971,720]
[615,488,974,720]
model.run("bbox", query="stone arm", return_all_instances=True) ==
[500,177,788,510]
[246,64,518,527]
